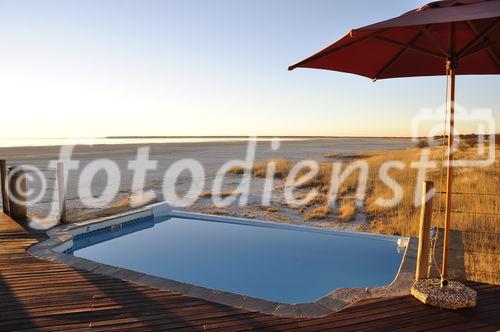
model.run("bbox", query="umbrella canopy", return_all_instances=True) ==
[289,0,500,80]
[289,0,500,283]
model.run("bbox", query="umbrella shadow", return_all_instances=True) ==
[0,275,38,330]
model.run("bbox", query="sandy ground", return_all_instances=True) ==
[0,138,414,230]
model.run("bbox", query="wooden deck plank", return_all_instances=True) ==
[1,212,499,331]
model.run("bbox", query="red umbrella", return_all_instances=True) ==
[289,0,500,283]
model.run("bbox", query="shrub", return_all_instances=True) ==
[416,138,429,148]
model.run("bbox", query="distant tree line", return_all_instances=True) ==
[415,134,499,149]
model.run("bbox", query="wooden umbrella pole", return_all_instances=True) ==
[0,160,10,215]
[441,60,456,282]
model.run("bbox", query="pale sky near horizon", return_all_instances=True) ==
[0,0,498,139]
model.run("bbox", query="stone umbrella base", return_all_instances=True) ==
[411,278,477,309]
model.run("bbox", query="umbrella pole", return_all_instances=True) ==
[441,60,456,284]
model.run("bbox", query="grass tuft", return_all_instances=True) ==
[305,204,331,220]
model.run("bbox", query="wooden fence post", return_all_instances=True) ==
[416,181,434,281]
[57,162,67,223]
[8,166,27,222]
[0,160,10,215]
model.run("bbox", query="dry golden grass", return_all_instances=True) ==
[365,147,499,231]
[339,197,357,222]
[251,158,293,178]
[198,191,241,199]
[323,152,365,160]
[323,152,339,159]
[227,165,247,175]
[255,204,278,213]
[305,204,331,220]
[295,192,328,213]
[252,145,500,284]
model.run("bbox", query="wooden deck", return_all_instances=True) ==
[0,212,499,331]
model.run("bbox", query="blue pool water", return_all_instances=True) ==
[70,215,404,304]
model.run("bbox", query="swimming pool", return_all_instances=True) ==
[67,211,405,304]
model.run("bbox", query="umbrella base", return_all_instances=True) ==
[411,278,477,309]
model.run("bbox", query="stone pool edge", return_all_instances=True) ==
[27,203,417,318]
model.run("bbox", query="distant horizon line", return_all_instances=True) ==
[1,134,498,140]
[1,135,409,139]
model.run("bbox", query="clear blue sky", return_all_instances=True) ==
[0,0,498,138]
